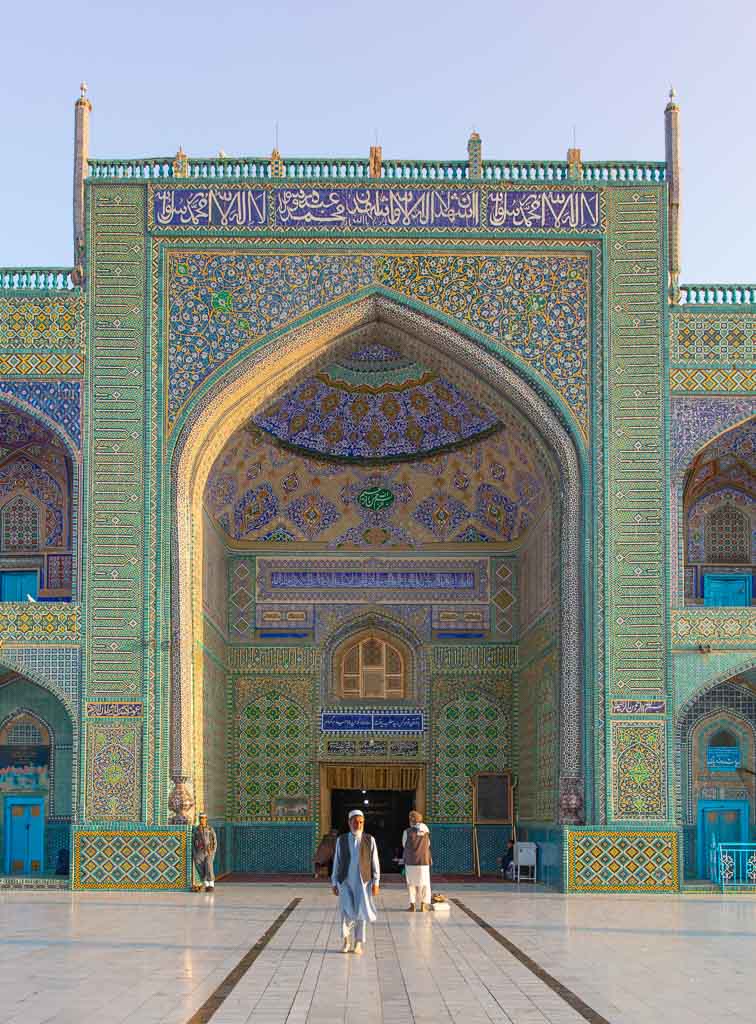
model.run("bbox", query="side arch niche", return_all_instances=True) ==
[169,294,588,840]
[0,669,76,876]
[676,670,756,880]
[676,415,754,607]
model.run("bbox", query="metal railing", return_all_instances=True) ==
[86,155,667,184]
[715,843,756,891]
[680,284,756,305]
[0,267,78,291]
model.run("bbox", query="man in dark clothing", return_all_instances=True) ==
[192,813,217,891]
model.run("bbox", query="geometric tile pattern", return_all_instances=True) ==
[233,823,314,872]
[671,311,756,366]
[670,367,756,393]
[567,830,679,892]
[0,602,80,642]
[86,185,147,700]
[611,721,666,820]
[606,188,666,700]
[518,646,559,822]
[0,352,84,376]
[431,687,510,822]
[0,644,80,708]
[73,829,190,889]
[235,684,312,820]
[491,560,515,638]
[671,608,756,648]
[0,294,84,348]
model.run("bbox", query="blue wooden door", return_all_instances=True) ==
[4,797,44,874]
[703,573,751,607]
[0,570,38,601]
[697,801,749,879]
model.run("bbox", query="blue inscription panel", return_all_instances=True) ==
[321,711,425,734]
[707,747,741,772]
[276,187,479,229]
[488,189,600,230]
[151,185,602,232]
[271,570,475,590]
[153,188,267,227]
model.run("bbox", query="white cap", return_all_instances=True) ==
[348,809,365,820]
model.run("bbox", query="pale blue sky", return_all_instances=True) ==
[1,0,755,280]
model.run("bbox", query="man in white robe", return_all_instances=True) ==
[402,810,432,911]
[331,809,380,954]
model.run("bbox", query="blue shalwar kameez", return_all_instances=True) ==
[331,830,380,944]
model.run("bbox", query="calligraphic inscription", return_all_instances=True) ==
[276,187,480,229]
[86,702,143,718]
[707,747,741,772]
[321,710,425,733]
[153,188,267,228]
[611,699,666,715]
[325,738,420,757]
[357,486,395,512]
[271,569,475,590]
[488,189,600,231]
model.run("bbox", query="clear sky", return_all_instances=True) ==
[1,0,755,280]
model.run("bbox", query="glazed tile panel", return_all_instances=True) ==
[567,829,679,892]
[165,252,591,435]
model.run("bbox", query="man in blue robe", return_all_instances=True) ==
[331,809,380,954]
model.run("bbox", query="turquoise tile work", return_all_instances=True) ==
[232,823,315,873]
[431,825,474,874]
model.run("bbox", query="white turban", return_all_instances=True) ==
[348,809,365,820]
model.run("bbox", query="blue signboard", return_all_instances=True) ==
[707,747,741,772]
[321,710,424,734]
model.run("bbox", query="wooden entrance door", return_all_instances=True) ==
[4,797,44,874]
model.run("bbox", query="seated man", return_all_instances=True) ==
[501,838,515,879]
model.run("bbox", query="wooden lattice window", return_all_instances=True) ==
[339,634,406,699]
[6,721,43,744]
[704,505,750,564]
[1,496,40,552]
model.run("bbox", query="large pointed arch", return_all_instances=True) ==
[169,293,588,822]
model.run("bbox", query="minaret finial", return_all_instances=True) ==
[73,82,92,283]
[467,128,482,180]
[665,88,682,301]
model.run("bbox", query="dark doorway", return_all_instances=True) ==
[331,788,415,873]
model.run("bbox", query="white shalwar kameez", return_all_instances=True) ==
[331,830,380,944]
[402,823,432,906]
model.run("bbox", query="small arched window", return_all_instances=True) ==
[6,721,43,745]
[338,634,406,699]
[704,505,750,564]
[1,496,40,552]
[710,729,737,748]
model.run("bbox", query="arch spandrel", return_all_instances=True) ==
[169,293,587,824]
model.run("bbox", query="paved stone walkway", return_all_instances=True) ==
[1,883,755,1024]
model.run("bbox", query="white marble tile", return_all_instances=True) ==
[2,885,756,1023]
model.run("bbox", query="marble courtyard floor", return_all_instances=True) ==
[1,883,754,1024]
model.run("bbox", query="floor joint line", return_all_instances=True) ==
[184,897,301,1024]
[451,898,611,1024]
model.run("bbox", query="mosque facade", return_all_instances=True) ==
[0,89,753,891]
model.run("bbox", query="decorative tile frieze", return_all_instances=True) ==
[227,646,322,674]
[567,829,678,892]
[431,644,517,672]
[671,608,756,648]
[0,602,80,642]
